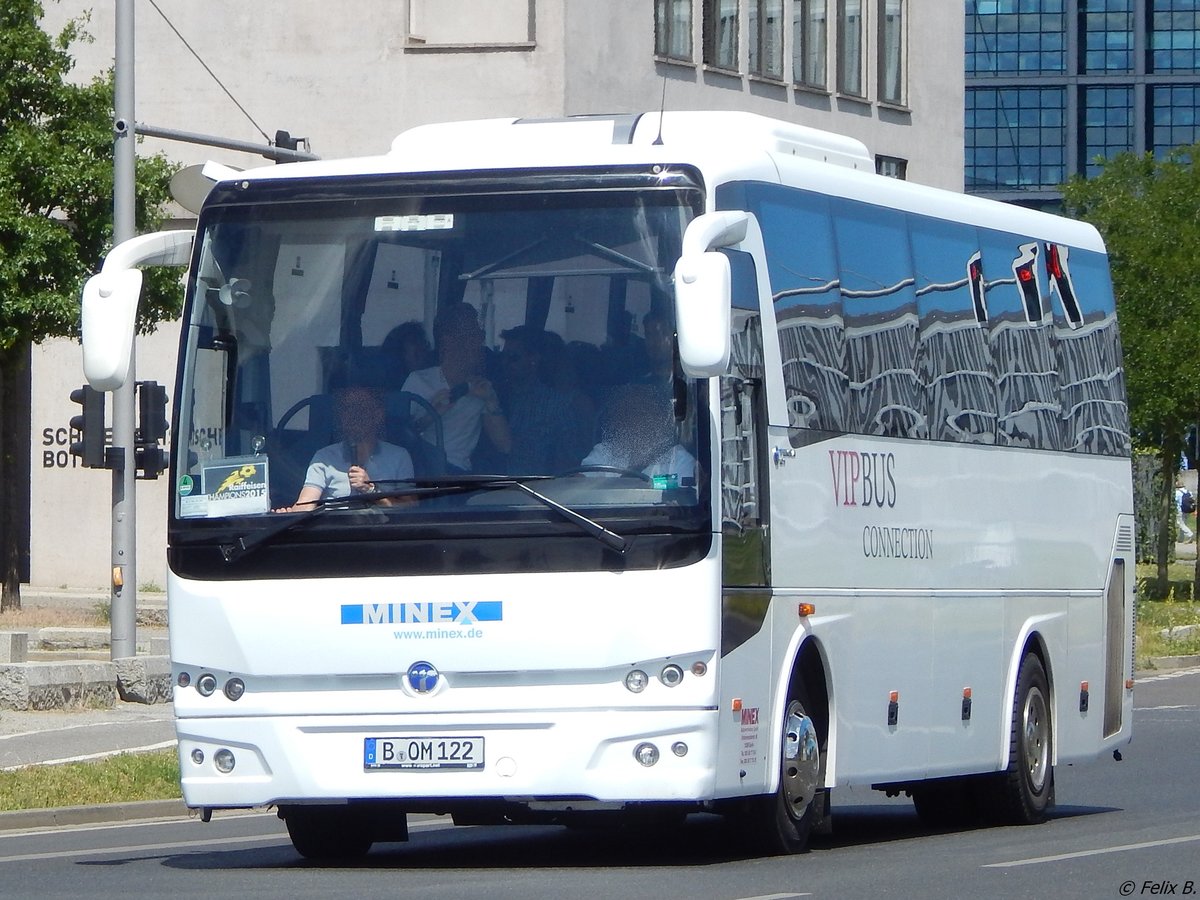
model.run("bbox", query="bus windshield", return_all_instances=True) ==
[173,174,708,551]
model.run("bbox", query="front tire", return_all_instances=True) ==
[732,696,824,854]
[280,806,374,860]
[988,652,1054,824]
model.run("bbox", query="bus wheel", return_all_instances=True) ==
[988,653,1054,825]
[737,696,822,854]
[280,806,374,860]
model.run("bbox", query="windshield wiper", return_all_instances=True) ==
[407,475,629,553]
[218,474,628,563]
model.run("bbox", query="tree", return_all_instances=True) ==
[1062,146,1200,597]
[0,1,178,611]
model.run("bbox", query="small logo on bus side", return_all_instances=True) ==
[407,661,439,693]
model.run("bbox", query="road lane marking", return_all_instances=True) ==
[0,832,285,864]
[0,816,452,863]
[735,894,812,899]
[983,833,1200,868]
[0,719,173,742]
[0,740,178,771]
[1135,667,1200,683]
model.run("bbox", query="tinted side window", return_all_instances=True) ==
[830,198,923,438]
[910,216,996,444]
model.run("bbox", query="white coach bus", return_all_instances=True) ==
[82,111,1134,858]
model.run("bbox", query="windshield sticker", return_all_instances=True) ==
[374,214,455,233]
[178,474,194,497]
[179,494,209,518]
[201,457,270,516]
[341,601,503,626]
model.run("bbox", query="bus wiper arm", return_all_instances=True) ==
[508,480,629,554]
[402,475,629,552]
[219,501,335,563]
[219,474,628,562]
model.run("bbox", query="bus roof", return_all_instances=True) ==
[213,111,1105,254]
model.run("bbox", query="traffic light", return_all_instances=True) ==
[69,385,107,468]
[135,380,169,479]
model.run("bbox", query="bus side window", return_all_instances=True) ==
[722,295,769,587]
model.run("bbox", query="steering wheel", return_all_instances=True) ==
[386,391,445,476]
[563,464,654,483]
[275,394,322,434]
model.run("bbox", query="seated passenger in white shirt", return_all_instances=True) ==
[278,385,414,511]
[401,302,510,473]
[580,383,696,485]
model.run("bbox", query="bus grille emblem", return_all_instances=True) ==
[406,661,439,693]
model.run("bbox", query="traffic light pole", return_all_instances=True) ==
[111,0,137,660]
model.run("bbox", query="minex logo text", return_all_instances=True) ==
[341,601,503,626]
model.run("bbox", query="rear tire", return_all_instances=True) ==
[280,806,374,860]
[987,652,1054,825]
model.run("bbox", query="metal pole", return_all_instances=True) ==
[111,0,137,660]
[134,123,319,162]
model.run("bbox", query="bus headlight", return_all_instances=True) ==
[660,664,684,687]
[223,678,245,701]
[214,749,236,773]
[196,673,217,697]
[634,743,659,767]
[624,670,649,693]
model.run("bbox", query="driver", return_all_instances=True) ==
[580,383,695,484]
[277,385,414,511]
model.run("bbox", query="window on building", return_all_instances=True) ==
[838,0,864,95]
[407,0,534,45]
[878,0,904,103]
[1081,85,1133,176]
[1151,84,1200,156]
[875,155,908,179]
[1080,0,1133,73]
[793,0,828,88]
[966,0,1066,76]
[749,0,784,78]
[704,0,739,69]
[1151,0,1200,73]
[656,0,693,60]
[965,86,1066,190]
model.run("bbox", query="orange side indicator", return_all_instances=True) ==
[797,602,816,617]
[732,698,743,711]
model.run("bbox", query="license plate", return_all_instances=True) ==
[364,736,484,770]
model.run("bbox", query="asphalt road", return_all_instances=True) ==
[0,668,1196,900]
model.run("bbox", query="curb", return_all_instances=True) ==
[0,798,189,832]
[1143,654,1200,671]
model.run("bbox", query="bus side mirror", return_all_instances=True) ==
[81,268,144,391]
[80,229,194,391]
[674,211,748,378]
[674,252,731,377]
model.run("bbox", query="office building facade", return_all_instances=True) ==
[966,0,1200,208]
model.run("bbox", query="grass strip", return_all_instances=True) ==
[0,750,180,812]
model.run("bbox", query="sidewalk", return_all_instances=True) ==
[0,586,183,830]
[0,585,172,762]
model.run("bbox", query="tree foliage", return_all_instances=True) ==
[0,0,179,610]
[1062,147,1200,595]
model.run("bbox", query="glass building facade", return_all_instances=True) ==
[966,0,1200,207]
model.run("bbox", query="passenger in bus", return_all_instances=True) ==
[580,383,696,484]
[498,325,587,474]
[401,301,511,472]
[276,385,414,511]
[381,320,433,385]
